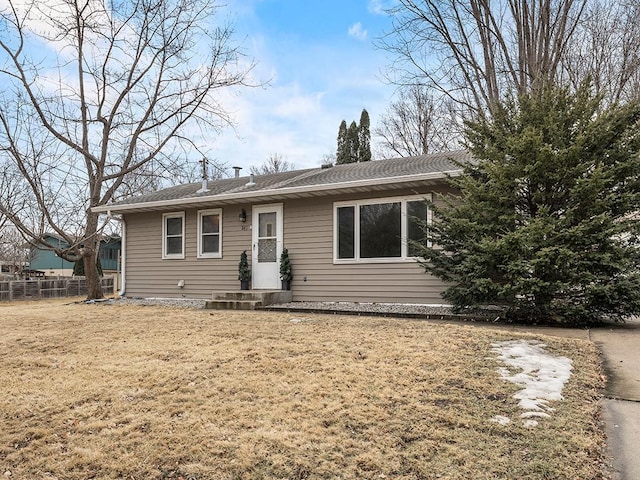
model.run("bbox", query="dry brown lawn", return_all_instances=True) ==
[0,298,608,480]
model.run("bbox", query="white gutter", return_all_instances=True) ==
[107,211,126,297]
[93,169,462,214]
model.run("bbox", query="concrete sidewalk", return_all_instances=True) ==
[590,319,640,480]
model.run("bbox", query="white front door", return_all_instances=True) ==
[252,204,283,289]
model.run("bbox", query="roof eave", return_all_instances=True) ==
[93,169,461,214]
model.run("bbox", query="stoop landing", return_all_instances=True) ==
[205,290,292,310]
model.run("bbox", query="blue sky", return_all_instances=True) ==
[214,0,397,173]
[0,0,398,177]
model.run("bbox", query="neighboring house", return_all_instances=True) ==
[29,234,75,276]
[94,151,470,304]
[29,233,121,277]
[99,235,122,274]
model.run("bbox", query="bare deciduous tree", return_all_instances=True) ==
[375,85,458,158]
[250,153,294,175]
[0,0,254,298]
[321,152,336,166]
[562,0,640,104]
[0,157,31,231]
[379,0,588,115]
[0,226,30,278]
[377,0,640,154]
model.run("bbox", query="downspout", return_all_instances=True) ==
[107,210,126,297]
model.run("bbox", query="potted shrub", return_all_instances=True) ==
[279,248,292,290]
[238,250,251,290]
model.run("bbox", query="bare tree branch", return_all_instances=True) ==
[0,0,255,298]
[375,85,459,158]
[376,0,640,157]
[250,153,294,175]
[379,0,588,116]
[561,0,640,104]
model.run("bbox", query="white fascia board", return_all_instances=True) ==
[92,169,462,214]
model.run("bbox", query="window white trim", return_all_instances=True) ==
[197,208,223,259]
[162,212,185,259]
[333,194,432,264]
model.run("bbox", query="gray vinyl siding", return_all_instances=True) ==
[283,187,451,304]
[123,186,453,304]
[124,205,252,299]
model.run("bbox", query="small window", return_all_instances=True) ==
[407,200,430,257]
[99,248,118,261]
[337,206,355,259]
[198,209,222,258]
[163,212,185,259]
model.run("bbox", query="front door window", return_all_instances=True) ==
[258,212,277,262]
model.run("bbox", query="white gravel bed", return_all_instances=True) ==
[101,297,488,319]
[264,301,458,317]
[105,297,208,309]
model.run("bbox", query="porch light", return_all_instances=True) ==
[239,208,247,223]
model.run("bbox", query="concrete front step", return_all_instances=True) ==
[206,290,292,310]
[205,299,262,310]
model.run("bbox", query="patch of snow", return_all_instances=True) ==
[491,415,511,425]
[520,411,551,418]
[289,318,312,323]
[491,339,573,427]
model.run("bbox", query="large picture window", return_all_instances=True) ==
[334,195,431,263]
[162,212,185,259]
[360,202,402,258]
[198,209,222,258]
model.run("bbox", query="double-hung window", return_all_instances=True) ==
[163,212,185,259]
[334,195,431,263]
[198,209,222,258]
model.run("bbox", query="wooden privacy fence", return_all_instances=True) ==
[0,277,114,302]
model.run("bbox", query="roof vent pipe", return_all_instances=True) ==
[197,157,210,193]
[197,178,209,193]
[233,166,242,178]
[246,173,255,187]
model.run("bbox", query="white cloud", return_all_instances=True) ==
[368,0,396,15]
[273,88,324,118]
[203,81,336,171]
[154,2,397,174]
[202,25,397,173]
[348,22,368,41]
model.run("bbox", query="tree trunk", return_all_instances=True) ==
[83,212,104,300]
[0,0,252,297]
[83,247,104,300]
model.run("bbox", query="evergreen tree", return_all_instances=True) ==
[336,110,371,164]
[347,121,359,163]
[336,120,349,164]
[358,109,372,162]
[416,83,640,326]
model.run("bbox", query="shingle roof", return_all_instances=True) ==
[95,150,470,213]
